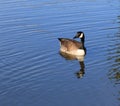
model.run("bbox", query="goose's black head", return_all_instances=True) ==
[73,31,85,39]
[73,31,86,52]
[73,31,85,44]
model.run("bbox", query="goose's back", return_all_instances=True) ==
[58,38,83,51]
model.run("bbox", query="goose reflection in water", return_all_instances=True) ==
[59,51,86,78]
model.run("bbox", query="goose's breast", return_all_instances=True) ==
[72,49,85,55]
[60,49,85,56]
[76,49,85,55]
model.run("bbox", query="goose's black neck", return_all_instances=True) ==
[81,37,85,44]
[81,37,85,47]
[80,37,86,55]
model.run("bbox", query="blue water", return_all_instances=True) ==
[0,0,120,106]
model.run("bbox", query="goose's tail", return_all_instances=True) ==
[58,38,62,41]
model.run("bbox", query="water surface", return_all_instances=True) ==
[0,0,120,106]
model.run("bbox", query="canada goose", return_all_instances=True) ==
[58,31,86,56]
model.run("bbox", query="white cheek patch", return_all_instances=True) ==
[79,33,83,38]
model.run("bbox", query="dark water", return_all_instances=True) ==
[0,0,120,106]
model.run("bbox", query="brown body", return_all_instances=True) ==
[58,32,86,56]
[58,38,83,51]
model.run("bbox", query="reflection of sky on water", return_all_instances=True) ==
[107,14,120,101]
[0,0,120,106]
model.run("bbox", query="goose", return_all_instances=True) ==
[58,31,86,56]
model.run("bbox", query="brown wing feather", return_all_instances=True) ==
[59,38,83,51]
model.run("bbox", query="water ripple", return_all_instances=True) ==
[0,0,120,106]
